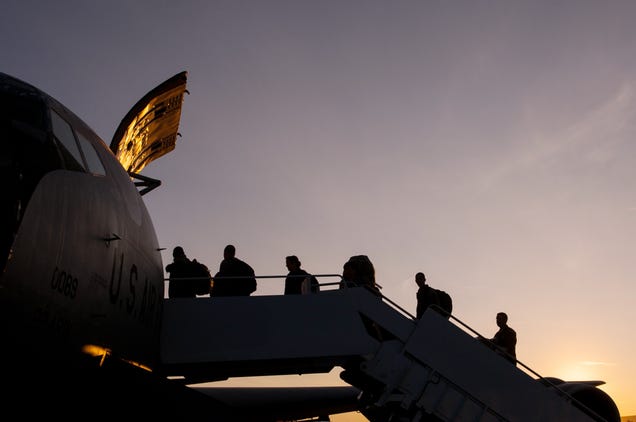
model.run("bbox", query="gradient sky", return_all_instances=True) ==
[3,1,636,419]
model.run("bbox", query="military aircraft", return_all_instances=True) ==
[0,71,361,421]
[0,71,621,422]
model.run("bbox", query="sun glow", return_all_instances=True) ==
[556,361,612,383]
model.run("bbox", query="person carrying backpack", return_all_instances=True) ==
[166,246,212,298]
[284,255,319,295]
[414,272,452,318]
[166,246,195,298]
[211,244,257,297]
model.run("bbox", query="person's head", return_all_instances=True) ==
[223,244,236,259]
[173,246,186,259]
[286,255,301,271]
[415,272,426,288]
[342,260,355,281]
[496,312,508,327]
[343,255,375,286]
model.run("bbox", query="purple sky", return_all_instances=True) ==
[3,1,636,418]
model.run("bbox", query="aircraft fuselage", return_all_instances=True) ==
[0,72,164,371]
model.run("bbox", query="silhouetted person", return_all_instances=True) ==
[415,272,440,318]
[166,246,196,298]
[339,255,381,296]
[211,244,257,296]
[339,255,384,341]
[485,312,517,364]
[284,255,319,294]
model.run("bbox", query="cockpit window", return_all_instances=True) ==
[50,110,85,171]
[76,131,106,176]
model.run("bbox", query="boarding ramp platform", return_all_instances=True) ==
[159,285,616,422]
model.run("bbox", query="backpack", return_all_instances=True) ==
[435,288,453,315]
[189,259,212,295]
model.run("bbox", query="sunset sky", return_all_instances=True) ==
[3,1,636,419]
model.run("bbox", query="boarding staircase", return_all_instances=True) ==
[159,278,617,422]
